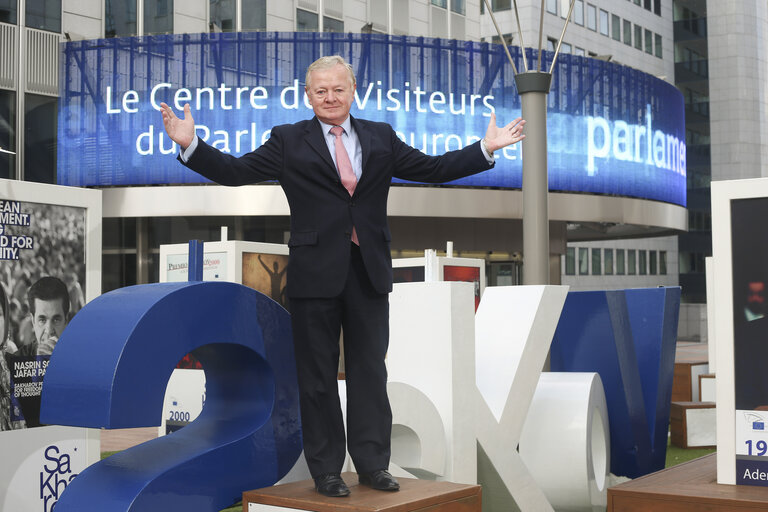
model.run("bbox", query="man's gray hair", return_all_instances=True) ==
[305,55,356,88]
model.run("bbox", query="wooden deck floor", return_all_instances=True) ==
[609,454,768,511]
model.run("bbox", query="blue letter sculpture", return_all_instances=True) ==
[39,250,301,511]
[550,287,680,479]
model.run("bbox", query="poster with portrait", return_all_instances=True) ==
[730,197,768,485]
[0,201,87,431]
[0,180,101,512]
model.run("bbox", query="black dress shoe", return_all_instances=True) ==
[358,469,400,491]
[314,473,350,497]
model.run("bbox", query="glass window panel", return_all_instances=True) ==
[628,249,636,275]
[634,24,642,49]
[24,94,57,184]
[604,249,614,275]
[546,38,556,52]
[144,0,173,35]
[574,0,583,25]
[432,0,447,7]
[655,33,662,57]
[323,16,343,32]
[654,0,661,15]
[559,0,569,18]
[106,0,137,37]
[660,251,667,274]
[242,0,266,30]
[649,250,657,275]
[586,4,596,31]
[616,249,625,275]
[451,0,465,15]
[623,19,631,45]
[0,0,17,24]
[634,0,640,5]
[645,28,653,54]
[644,0,651,9]
[26,0,61,32]
[296,8,318,31]
[546,0,557,15]
[565,247,575,275]
[0,89,14,180]
[592,248,601,275]
[639,250,647,275]
[561,42,571,54]
[579,248,588,275]
[599,9,608,36]
[611,14,620,41]
[493,0,511,10]
[574,47,585,56]
[210,0,235,32]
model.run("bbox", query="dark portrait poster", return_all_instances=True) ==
[731,197,768,484]
[0,201,86,431]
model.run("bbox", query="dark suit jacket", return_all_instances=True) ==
[182,116,494,298]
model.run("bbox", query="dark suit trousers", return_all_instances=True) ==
[289,244,392,478]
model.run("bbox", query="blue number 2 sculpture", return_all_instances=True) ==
[39,241,301,511]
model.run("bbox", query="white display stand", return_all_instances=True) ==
[712,178,768,485]
[158,239,288,435]
[0,180,102,511]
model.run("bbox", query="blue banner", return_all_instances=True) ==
[57,32,686,206]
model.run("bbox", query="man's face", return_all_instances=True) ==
[305,64,355,126]
[32,298,66,356]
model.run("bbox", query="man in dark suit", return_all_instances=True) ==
[161,55,525,497]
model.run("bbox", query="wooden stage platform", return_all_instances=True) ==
[243,472,481,512]
[609,453,768,511]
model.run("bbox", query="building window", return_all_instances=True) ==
[546,0,557,15]
[561,42,571,54]
[559,0,570,18]
[432,0,447,7]
[628,249,636,275]
[482,0,511,12]
[144,0,173,35]
[574,0,583,25]
[644,0,651,10]
[649,250,657,274]
[616,249,625,275]
[599,9,608,36]
[655,33,662,57]
[242,0,266,31]
[451,0,465,14]
[26,0,61,32]
[546,37,556,52]
[604,249,614,275]
[654,0,661,15]
[633,0,640,5]
[639,250,647,275]
[592,248,601,275]
[209,0,235,32]
[574,46,585,56]
[106,0,137,37]
[586,3,596,31]
[579,248,588,275]
[623,19,631,45]
[24,94,57,184]
[611,14,620,41]
[565,248,575,275]
[634,24,642,50]
[660,251,667,274]
[323,16,343,32]
[0,0,18,24]
[296,8,318,31]
[644,28,653,54]
[0,90,14,180]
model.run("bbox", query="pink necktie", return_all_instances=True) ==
[330,126,359,245]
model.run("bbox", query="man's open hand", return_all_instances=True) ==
[484,114,526,153]
[160,102,195,150]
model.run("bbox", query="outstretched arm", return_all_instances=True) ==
[484,114,525,153]
[160,102,195,150]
